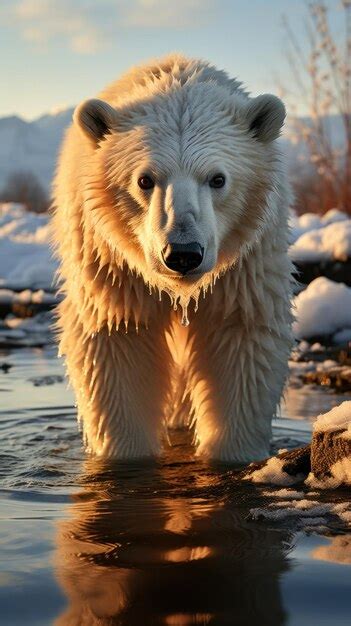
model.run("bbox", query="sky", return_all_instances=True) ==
[0,0,344,120]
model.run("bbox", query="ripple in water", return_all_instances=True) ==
[0,347,350,625]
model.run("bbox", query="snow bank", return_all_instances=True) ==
[293,277,351,339]
[1,203,350,347]
[288,359,344,376]
[290,220,351,263]
[0,203,57,290]
[289,209,349,244]
[0,288,57,305]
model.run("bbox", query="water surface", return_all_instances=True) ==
[0,347,350,625]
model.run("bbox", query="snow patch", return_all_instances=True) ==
[0,288,57,305]
[262,489,305,499]
[306,458,351,490]
[293,277,351,339]
[244,456,305,486]
[288,360,316,375]
[250,498,351,529]
[314,401,351,435]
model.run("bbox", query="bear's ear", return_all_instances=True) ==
[245,94,286,143]
[73,98,119,146]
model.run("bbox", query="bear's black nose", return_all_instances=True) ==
[162,242,204,275]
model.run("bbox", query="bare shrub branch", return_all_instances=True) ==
[280,1,351,215]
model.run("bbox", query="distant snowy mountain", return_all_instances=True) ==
[0,107,344,193]
[0,108,73,192]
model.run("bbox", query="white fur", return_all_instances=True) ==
[53,54,294,462]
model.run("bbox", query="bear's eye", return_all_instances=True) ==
[209,174,226,189]
[138,175,155,190]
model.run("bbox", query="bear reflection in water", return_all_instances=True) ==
[54,435,292,626]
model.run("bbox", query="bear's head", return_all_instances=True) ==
[73,73,285,306]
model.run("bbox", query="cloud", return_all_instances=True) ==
[9,0,107,54]
[121,0,215,29]
[3,0,216,54]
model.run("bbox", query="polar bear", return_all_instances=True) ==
[53,54,293,462]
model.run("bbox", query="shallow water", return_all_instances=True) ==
[0,347,350,625]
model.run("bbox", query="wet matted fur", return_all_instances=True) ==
[53,54,294,461]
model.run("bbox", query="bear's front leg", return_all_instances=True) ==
[190,320,292,463]
[64,321,172,459]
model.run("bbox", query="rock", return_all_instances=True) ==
[293,258,351,288]
[280,446,311,477]
[242,401,351,488]
[0,362,12,373]
[0,299,57,319]
[241,446,311,485]
[302,366,351,392]
[308,401,351,486]
[311,429,351,480]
